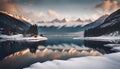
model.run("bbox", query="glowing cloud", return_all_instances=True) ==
[23,11,45,22]
[111,0,120,12]
[94,0,120,15]
[0,0,23,16]
[48,9,60,18]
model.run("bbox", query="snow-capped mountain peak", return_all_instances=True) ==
[61,18,69,22]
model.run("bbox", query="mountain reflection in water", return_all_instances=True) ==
[0,35,119,69]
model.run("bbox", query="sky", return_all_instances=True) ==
[1,0,120,22]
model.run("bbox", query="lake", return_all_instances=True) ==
[0,34,117,69]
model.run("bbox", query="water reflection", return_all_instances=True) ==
[0,41,46,60]
[0,36,119,69]
[0,41,102,61]
[84,40,118,54]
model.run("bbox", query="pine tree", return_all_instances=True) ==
[27,24,38,36]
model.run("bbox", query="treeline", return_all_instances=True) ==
[1,24,39,37]
[27,24,38,36]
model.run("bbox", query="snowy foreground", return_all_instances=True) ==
[0,34,48,42]
[24,52,120,69]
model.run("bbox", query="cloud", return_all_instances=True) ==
[24,52,120,69]
[37,12,44,18]
[94,0,120,15]
[0,0,42,22]
[111,0,120,11]
[0,0,23,16]
[23,11,45,22]
[48,9,60,18]
[0,0,36,22]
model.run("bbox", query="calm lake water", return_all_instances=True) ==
[0,35,118,69]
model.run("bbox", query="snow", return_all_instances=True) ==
[104,44,120,47]
[73,36,120,41]
[0,34,48,42]
[107,31,119,36]
[104,44,120,51]
[100,19,117,28]
[24,52,120,69]
[100,31,120,37]
[0,34,23,38]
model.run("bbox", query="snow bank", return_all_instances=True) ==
[24,52,120,69]
[0,34,23,38]
[0,34,48,42]
[73,36,120,41]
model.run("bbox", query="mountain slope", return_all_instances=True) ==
[82,15,108,30]
[0,12,31,34]
[84,9,120,37]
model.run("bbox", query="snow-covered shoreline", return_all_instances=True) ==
[24,52,120,69]
[0,34,48,42]
[73,36,120,41]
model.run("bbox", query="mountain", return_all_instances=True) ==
[51,18,61,23]
[61,18,69,22]
[76,18,83,22]
[83,15,108,30]
[84,9,120,37]
[37,21,45,23]
[37,18,93,23]
[0,12,31,35]
[50,18,69,23]
[84,19,93,23]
